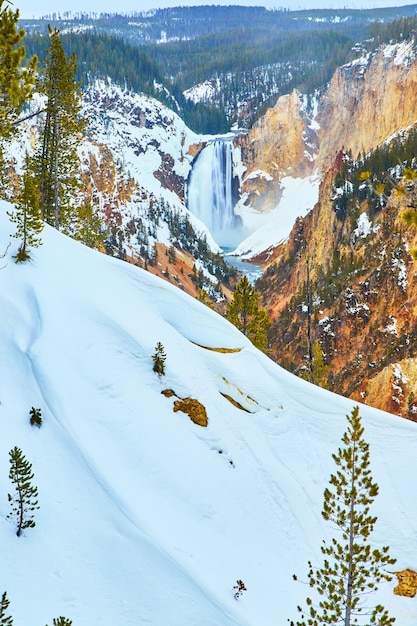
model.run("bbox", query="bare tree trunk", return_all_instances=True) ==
[54,117,60,230]
[306,253,313,380]
[344,438,357,626]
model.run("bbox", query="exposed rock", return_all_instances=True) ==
[393,569,417,597]
[237,90,316,212]
[317,41,417,170]
[187,142,206,158]
[161,389,177,398]
[173,397,208,427]
[153,152,185,201]
[256,163,417,419]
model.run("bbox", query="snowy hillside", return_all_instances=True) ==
[1,200,417,625]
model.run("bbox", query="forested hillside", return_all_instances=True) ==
[21,4,417,132]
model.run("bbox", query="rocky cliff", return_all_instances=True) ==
[316,39,417,171]
[249,36,417,419]
[238,38,417,206]
[237,90,316,213]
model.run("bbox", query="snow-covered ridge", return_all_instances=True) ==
[1,201,417,624]
[82,79,199,202]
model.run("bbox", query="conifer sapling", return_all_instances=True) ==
[7,447,39,537]
[0,591,13,625]
[46,618,72,626]
[29,407,42,427]
[290,406,396,626]
[152,341,166,377]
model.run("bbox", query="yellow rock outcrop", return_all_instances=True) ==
[393,569,417,597]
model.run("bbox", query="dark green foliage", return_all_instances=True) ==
[29,407,42,427]
[227,276,270,352]
[33,27,85,230]
[0,1,37,152]
[131,197,236,297]
[46,618,72,626]
[233,579,247,600]
[332,126,417,221]
[20,6,417,132]
[300,340,329,388]
[0,592,13,625]
[7,446,39,537]
[70,202,108,250]
[291,406,396,626]
[8,154,43,262]
[152,342,166,378]
[368,15,417,48]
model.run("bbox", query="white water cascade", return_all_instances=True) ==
[187,139,242,248]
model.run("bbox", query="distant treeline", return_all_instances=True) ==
[22,10,417,134]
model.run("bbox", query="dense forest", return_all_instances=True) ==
[21,5,417,133]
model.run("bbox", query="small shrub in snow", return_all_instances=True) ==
[233,579,247,600]
[0,591,13,625]
[29,407,42,427]
[152,342,166,377]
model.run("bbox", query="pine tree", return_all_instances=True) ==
[7,153,43,263]
[152,341,166,377]
[46,618,72,626]
[70,201,107,250]
[7,447,39,537]
[0,592,13,625]
[0,1,37,153]
[226,275,270,352]
[291,406,396,626]
[34,27,85,231]
[301,340,329,388]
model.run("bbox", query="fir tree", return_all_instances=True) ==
[152,341,166,377]
[7,153,43,263]
[0,1,37,155]
[226,275,270,352]
[0,592,13,626]
[7,446,39,537]
[34,27,85,231]
[290,406,396,626]
[46,618,72,626]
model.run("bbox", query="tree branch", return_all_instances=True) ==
[11,108,46,126]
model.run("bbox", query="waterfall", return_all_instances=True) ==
[187,139,241,248]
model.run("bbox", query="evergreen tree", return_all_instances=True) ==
[70,201,107,250]
[0,1,37,158]
[152,341,166,377]
[34,27,85,231]
[291,406,396,626]
[7,153,43,263]
[7,447,39,537]
[0,592,13,626]
[29,406,42,427]
[46,618,72,626]
[226,275,270,352]
[301,340,330,388]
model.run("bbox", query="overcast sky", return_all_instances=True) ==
[15,0,417,19]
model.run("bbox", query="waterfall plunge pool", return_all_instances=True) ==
[222,248,263,285]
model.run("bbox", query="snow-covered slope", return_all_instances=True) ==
[1,201,417,625]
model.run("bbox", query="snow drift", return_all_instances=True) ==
[1,201,417,625]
